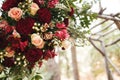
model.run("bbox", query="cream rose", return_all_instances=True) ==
[30,2,39,16]
[8,7,23,21]
[31,34,45,49]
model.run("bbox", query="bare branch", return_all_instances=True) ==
[107,57,120,76]
[88,37,105,56]
[90,20,108,30]
[98,15,120,21]
[114,20,120,30]
[92,23,114,35]
[97,28,117,39]
[105,38,120,47]
[88,36,120,77]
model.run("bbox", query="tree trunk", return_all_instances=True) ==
[71,46,80,80]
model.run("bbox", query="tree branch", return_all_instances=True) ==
[114,20,120,30]
[90,20,108,30]
[97,15,120,21]
[92,23,114,35]
[105,38,120,47]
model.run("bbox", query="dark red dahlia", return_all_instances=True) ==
[37,8,52,23]
[2,0,18,11]
[2,57,14,67]
[25,48,43,63]
[16,17,35,35]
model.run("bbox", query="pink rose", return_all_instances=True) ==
[56,22,66,29]
[30,2,39,16]
[31,34,45,49]
[55,29,69,40]
[48,0,59,8]
[8,7,23,21]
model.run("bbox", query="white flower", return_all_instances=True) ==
[55,3,68,10]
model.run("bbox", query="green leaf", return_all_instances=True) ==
[31,75,42,80]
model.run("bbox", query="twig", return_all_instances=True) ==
[88,37,104,56]
[90,20,108,30]
[98,15,120,21]
[92,23,114,35]
[107,57,120,76]
[89,37,120,78]
[97,28,117,39]
[105,38,120,47]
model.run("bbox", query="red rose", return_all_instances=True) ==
[16,17,35,35]
[37,8,52,23]
[2,57,14,67]
[2,0,18,11]
[25,48,43,63]
[44,50,56,60]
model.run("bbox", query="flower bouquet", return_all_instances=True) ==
[0,0,73,79]
[0,0,95,79]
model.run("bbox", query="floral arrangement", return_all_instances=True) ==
[0,0,73,79]
[0,0,95,79]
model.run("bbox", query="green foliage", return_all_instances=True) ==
[66,0,97,45]
[31,75,42,80]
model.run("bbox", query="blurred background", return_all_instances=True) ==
[0,0,120,80]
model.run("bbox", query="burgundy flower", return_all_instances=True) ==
[7,36,28,51]
[37,8,52,23]
[44,50,56,60]
[2,57,14,67]
[19,41,28,51]
[25,48,43,63]
[68,7,74,16]
[0,30,8,49]
[2,0,18,11]
[16,17,35,35]
[7,36,20,50]
[64,18,69,27]
[33,0,45,5]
